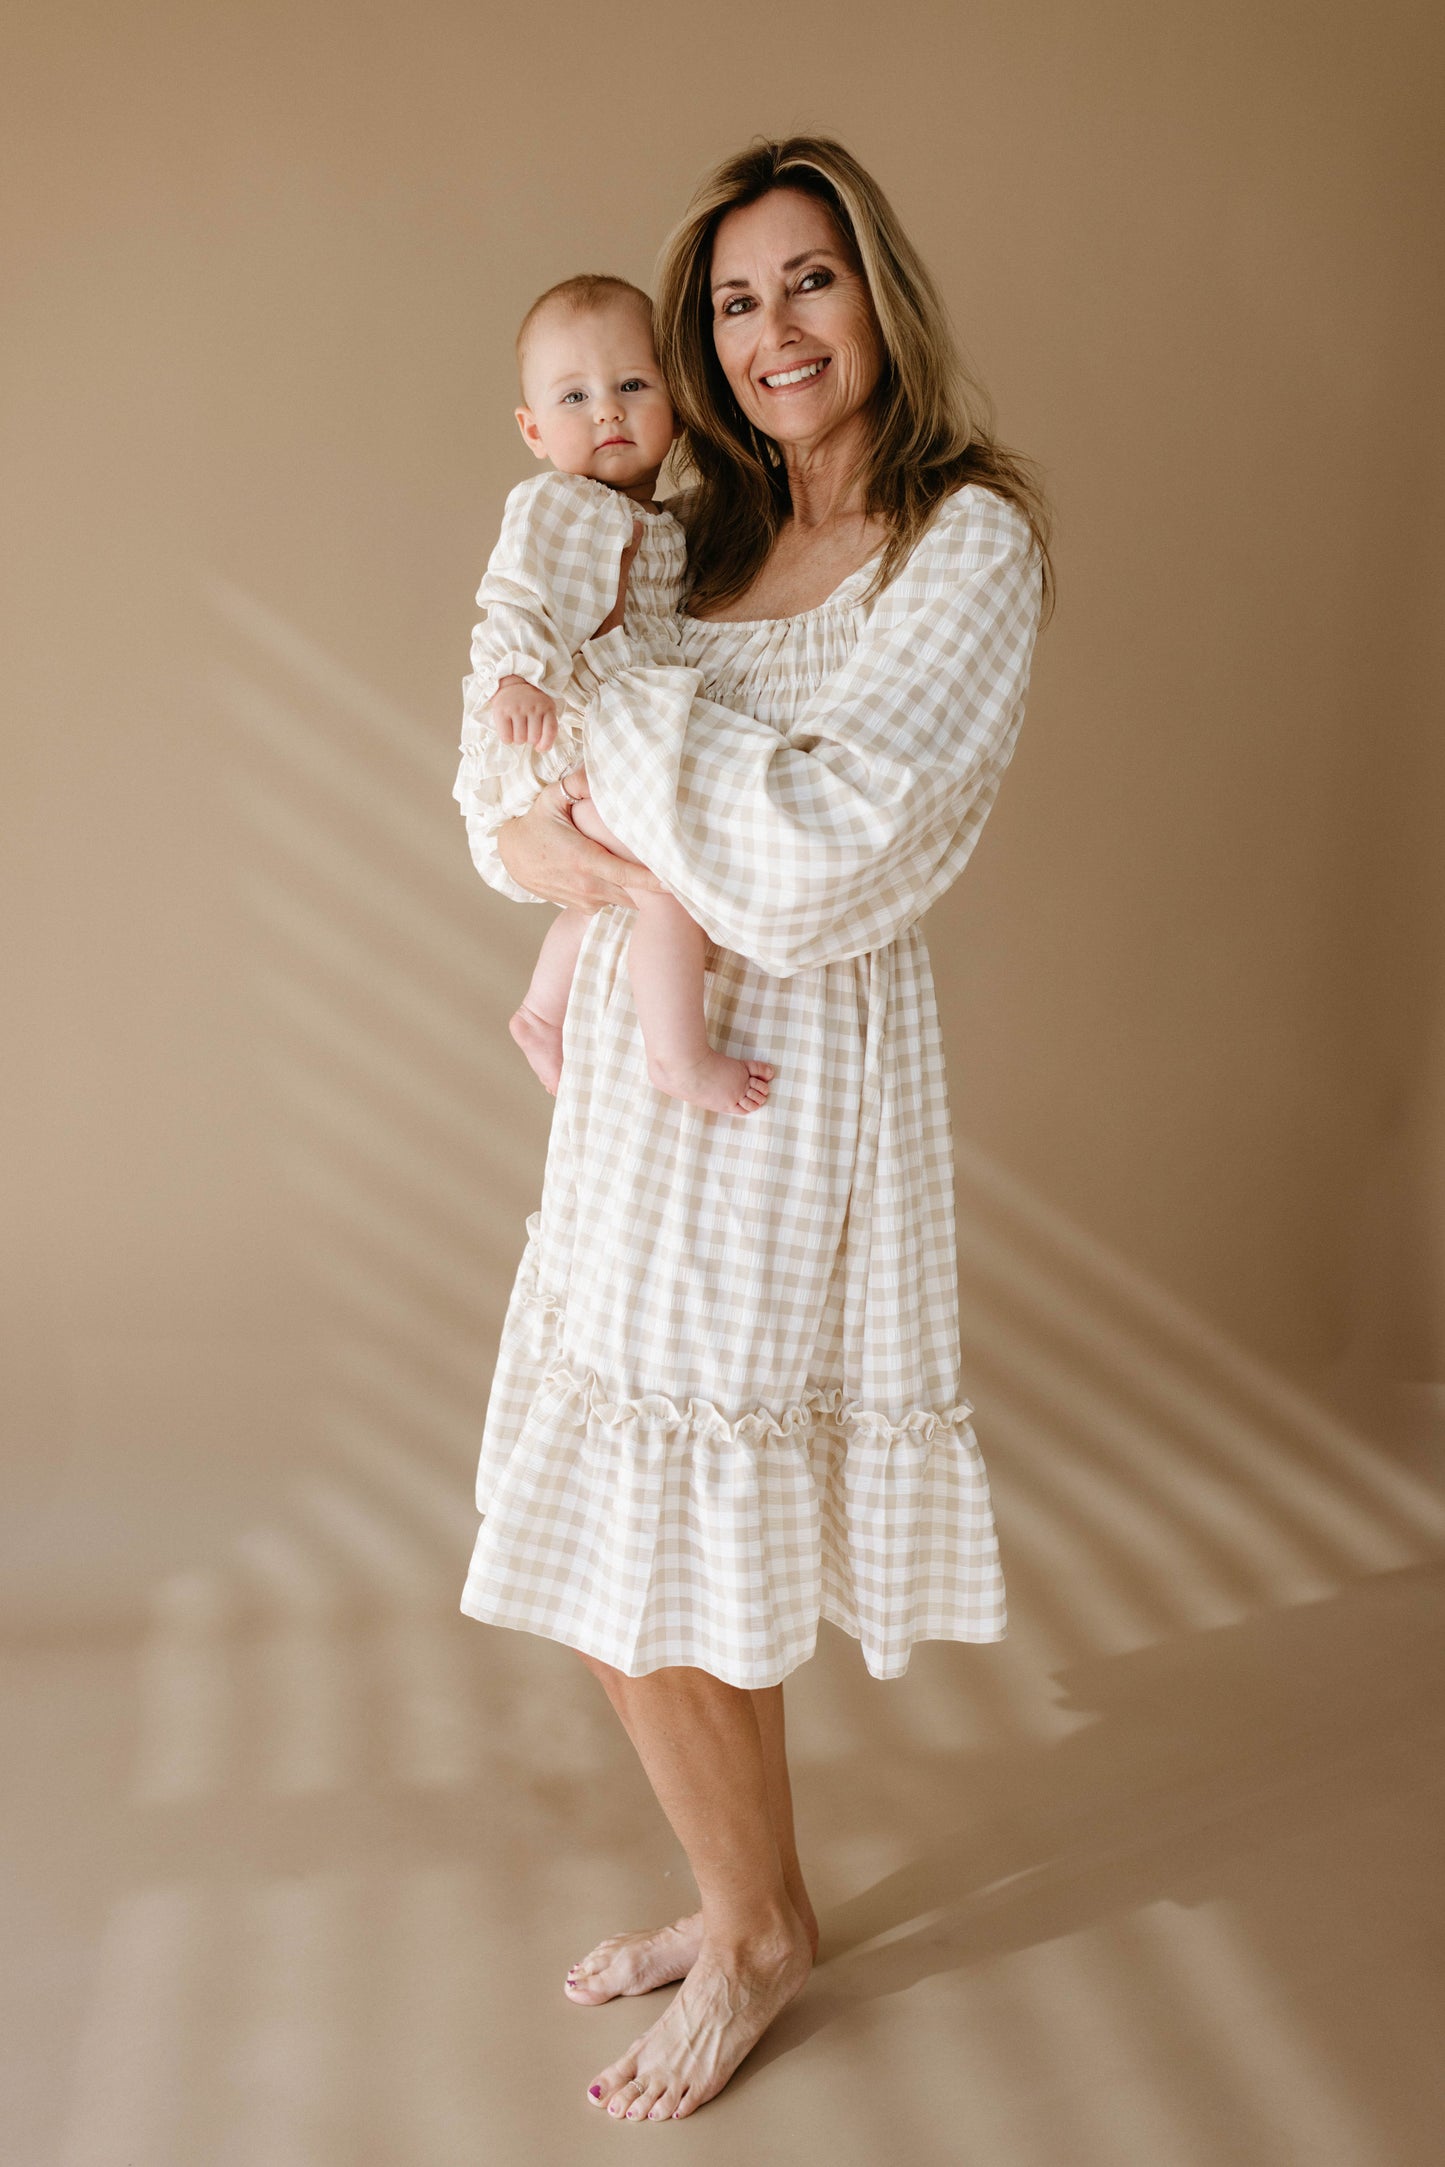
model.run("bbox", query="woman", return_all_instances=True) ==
[455,136,1052,2121]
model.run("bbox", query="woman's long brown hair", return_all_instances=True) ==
[654,135,1055,620]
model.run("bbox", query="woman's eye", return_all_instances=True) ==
[720,296,754,317]
[798,269,832,292]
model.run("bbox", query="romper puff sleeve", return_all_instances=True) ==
[452,472,681,903]
[575,484,1044,976]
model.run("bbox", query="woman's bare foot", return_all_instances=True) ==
[565,1914,703,2005]
[586,1916,814,2120]
[565,1892,818,2006]
[647,1051,774,1115]
[509,1004,564,1095]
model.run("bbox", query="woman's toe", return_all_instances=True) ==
[626,2077,666,2119]
[609,2078,647,2119]
[588,2044,640,2106]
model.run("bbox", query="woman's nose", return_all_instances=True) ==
[758,296,801,347]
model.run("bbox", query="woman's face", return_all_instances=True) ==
[709,189,885,459]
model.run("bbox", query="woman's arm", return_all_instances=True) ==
[575,487,1044,976]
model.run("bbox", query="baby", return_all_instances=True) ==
[459,274,773,1116]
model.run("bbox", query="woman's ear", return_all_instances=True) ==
[515,406,548,460]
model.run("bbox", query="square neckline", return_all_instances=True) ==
[682,545,885,629]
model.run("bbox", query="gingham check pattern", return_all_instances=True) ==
[452,472,686,901]
[456,483,1043,1688]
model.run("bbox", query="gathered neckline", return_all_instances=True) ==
[683,547,884,629]
[552,470,677,522]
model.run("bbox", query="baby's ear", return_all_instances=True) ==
[515,406,548,460]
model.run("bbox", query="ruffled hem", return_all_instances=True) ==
[461,1216,1006,1688]
[454,1595,1004,1692]
[539,1364,976,1447]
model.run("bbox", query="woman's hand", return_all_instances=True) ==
[594,519,643,639]
[497,779,669,911]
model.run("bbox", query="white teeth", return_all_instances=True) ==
[762,359,827,387]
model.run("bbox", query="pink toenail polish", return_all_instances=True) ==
[588,2085,601,2098]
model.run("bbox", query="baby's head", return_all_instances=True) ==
[515,275,677,496]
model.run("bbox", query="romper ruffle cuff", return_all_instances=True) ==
[460,1216,1006,1690]
[466,647,567,709]
[453,717,585,803]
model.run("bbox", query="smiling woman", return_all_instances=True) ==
[456,134,1053,2121]
[657,136,1054,620]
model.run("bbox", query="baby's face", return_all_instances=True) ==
[516,298,677,490]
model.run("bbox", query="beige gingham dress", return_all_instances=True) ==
[454,479,1043,1690]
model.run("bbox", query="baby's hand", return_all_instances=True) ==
[490,675,558,751]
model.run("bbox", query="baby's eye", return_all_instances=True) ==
[560,390,586,404]
[620,378,646,393]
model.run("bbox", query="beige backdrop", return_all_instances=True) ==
[3,4,1443,2163]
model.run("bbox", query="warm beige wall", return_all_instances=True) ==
[4,0,1442,1557]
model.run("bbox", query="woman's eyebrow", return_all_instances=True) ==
[711,248,844,294]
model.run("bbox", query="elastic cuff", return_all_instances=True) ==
[466,649,560,708]
[577,627,637,681]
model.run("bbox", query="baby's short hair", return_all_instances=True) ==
[515,274,655,392]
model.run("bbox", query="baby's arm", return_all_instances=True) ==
[476,483,644,754]
[472,478,636,707]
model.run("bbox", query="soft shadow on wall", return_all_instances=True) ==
[46,578,1441,2163]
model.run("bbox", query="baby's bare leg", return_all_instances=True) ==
[569,798,773,1116]
[510,906,589,1096]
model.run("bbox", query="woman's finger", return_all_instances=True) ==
[497,784,670,910]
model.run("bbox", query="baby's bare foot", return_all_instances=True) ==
[565,1913,703,2005]
[647,1051,774,1115]
[509,1005,563,1095]
[587,1917,813,2120]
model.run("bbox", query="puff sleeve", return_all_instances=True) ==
[452,473,640,901]
[577,486,1044,975]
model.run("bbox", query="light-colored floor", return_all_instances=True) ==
[5,1158,1443,2166]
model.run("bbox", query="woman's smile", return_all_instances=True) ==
[757,356,831,392]
[710,190,883,461]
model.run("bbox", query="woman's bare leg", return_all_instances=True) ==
[509,906,590,1094]
[569,1659,814,2120]
[565,1680,817,2003]
[568,795,773,1116]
